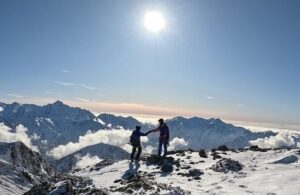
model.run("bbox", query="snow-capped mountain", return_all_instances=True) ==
[164,117,276,149]
[0,101,106,153]
[98,113,153,130]
[97,114,277,150]
[0,101,278,156]
[0,141,54,195]
[54,143,130,173]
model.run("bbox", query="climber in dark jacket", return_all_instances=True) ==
[130,126,150,162]
[148,118,170,157]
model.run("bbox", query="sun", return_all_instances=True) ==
[144,11,166,33]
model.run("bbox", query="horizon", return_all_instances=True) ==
[1,99,299,132]
[1,1,299,131]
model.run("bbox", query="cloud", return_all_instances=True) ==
[207,96,214,100]
[250,130,300,148]
[61,69,70,73]
[168,137,188,151]
[79,84,96,90]
[74,97,90,103]
[54,81,75,86]
[0,123,39,151]
[75,153,102,169]
[48,129,148,159]
[53,81,95,90]
[6,93,23,98]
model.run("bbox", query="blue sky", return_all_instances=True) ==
[0,0,299,130]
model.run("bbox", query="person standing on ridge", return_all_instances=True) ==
[148,118,170,157]
[129,125,150,162]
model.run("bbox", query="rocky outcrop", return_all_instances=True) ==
[211,158,243,173]
[25,175,109,195]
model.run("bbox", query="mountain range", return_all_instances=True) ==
[0,101,276,157]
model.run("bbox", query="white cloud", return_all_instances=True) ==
[74,97,90,103]
[0,123,38,151]
[75,153,102,169]
[54,81,75,86]
[53,81,95,90]
[6,93,23,98]
[79,84,96,90]
[207,96,214,100]
[48,129,148,159]
[61,69,70,73]
[168,137,188,151]
[250,130,300,148]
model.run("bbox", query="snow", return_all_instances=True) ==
[75,153,102,169]
[45,118,55,126]
[94,118,106,125]
[75,149,300,194]
[35,118,40,126]
[0,106,3,112]
[0,176,31,195]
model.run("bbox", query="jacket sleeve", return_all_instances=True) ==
[151,127,160,132]
[166,126,170,141]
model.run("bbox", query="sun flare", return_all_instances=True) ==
[144,11,166,33]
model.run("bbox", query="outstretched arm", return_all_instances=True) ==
[149,127,159,133]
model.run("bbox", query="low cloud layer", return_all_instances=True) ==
[75,153,102,169]
[0,123,38,151]
[250,130,300,148]
[48,129,149,159]
[169,137,188,151]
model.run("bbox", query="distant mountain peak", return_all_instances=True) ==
[52,100,65,106]
[208,118,223,124]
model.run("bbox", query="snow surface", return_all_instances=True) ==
[0,106,3,112]
[75,149,300,194]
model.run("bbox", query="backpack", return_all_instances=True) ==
[130,131,140,146]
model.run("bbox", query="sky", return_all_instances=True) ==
[0,0,299,130]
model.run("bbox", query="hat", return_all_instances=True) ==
[158,118,164,123]
[136,125,141,130]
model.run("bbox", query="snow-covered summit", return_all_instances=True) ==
[0,141,54,195]
[72,147,300,194]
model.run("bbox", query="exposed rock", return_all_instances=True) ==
[188,169,204,177]
[212,152,222,160]
[194,176,201,180]
[249,145,269,152]
[199,149,208,158]
[217,145,229,151]
[114,174,190,195]
[89,160,114,172]
[113,179,122,183]
[25,175,109,195]
[181,165,192,170]
[211,158,243,173]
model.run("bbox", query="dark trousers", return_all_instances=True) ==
[130,146,142,160]
[158,139,168,157]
